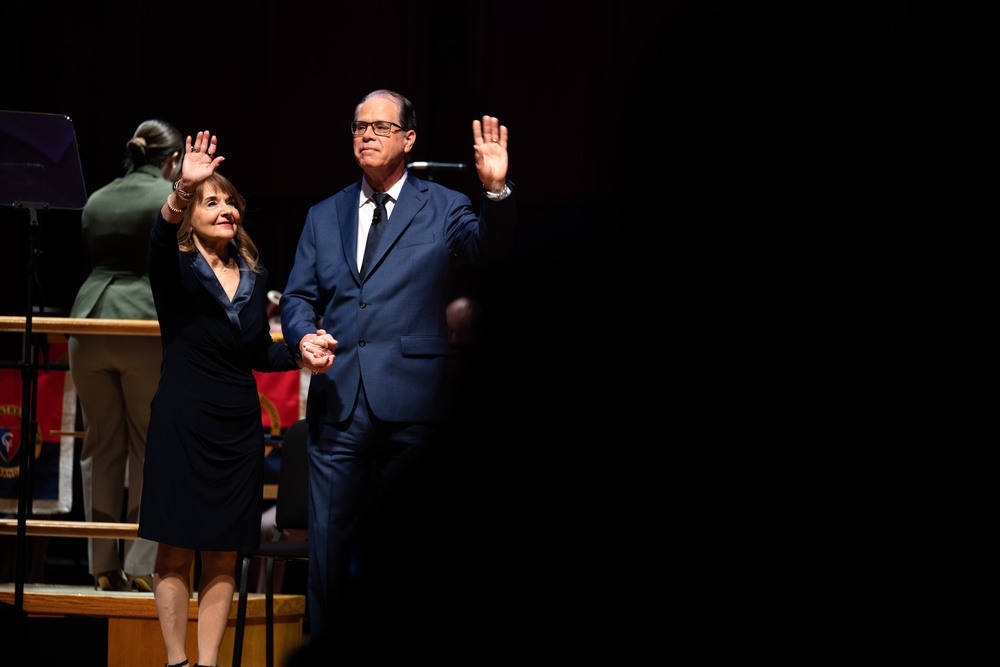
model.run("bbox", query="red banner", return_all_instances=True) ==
[1,341,74,513]
[255,369,304,435]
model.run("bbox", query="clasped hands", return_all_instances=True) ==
[300,329,337,375]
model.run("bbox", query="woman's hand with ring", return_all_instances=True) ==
[180,130,224,192]
[300,332,336,375]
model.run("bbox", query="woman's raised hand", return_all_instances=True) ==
[180,130,224,188]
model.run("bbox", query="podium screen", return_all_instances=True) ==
[0,110,87,210]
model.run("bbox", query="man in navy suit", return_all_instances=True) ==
[280,88,515,651]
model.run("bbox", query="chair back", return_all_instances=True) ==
[274,419,309,533]
[232,418,311,667]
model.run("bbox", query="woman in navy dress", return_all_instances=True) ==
[138,130,333,667]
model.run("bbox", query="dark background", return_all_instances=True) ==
[1,0,914,650]
[1,0,912,312]
[0,0,914,399]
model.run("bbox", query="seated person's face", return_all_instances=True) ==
[448,321,474,346]
[447,298,480,348]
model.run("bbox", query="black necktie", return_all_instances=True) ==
[361,192,391,277]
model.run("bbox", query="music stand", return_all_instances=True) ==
[0,110,86,613]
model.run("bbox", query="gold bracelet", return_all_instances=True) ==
[173,180,194,201]
[166,201,187,214]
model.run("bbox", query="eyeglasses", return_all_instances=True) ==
[351,120,404,137]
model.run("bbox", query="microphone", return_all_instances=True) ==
[407,161,467,171]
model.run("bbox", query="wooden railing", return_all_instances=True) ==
[0,518,139,538]
[0,316,284,342]
[0,316,161,336]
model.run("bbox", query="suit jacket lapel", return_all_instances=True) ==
[359,177,427,280]
[339,183,364,280]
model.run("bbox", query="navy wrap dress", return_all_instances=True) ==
[138,214,300,551]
